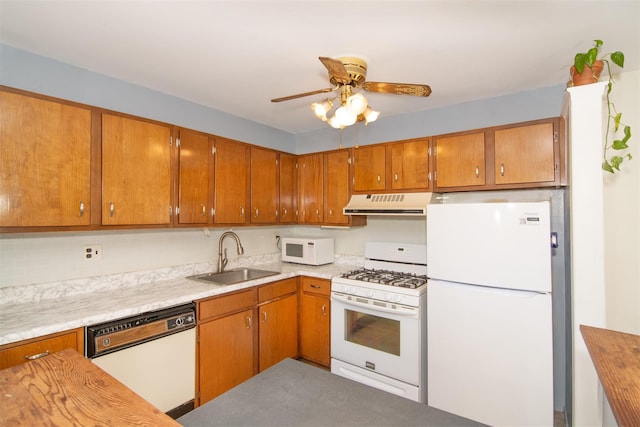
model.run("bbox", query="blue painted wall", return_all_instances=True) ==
[1,44,566,154]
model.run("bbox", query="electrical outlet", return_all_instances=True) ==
[83,245,102,261]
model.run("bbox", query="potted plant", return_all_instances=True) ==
[571,39,632,173]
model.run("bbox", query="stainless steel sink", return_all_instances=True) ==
[186,268,279,285]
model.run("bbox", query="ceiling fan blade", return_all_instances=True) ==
[319,57,351,84]
[271,87,334,103]
[362,82,432,97]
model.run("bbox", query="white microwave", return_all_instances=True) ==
[281,237,334,265]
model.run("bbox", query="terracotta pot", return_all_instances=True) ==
[570,60,604,86]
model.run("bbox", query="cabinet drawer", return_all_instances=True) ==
[300,276,331,296]
[258,278,297,303]
[0,328,84,370]
[197,289,257,321]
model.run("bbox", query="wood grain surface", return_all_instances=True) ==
[580,325,640,427]
[0,348,179,426]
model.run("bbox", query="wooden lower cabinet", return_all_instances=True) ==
[299,276,331,367]
[0,328,84,370]
[257,279,299,371]
[196,278,298,406]
[197,307,255,405]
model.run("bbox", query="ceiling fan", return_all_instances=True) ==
[271,56,432,128]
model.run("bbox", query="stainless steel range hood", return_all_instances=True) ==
[343,193,434,216]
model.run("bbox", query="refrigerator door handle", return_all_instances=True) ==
[550,232,559,248]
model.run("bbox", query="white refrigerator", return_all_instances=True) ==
[426,202,553,427]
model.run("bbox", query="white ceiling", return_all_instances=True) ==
[1,1,638,134]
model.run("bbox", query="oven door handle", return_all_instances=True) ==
[331,293,419,318]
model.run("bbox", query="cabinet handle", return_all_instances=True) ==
[394,173,399,182]
[25,350,50,361]
[109,202,115,217]
[283,208,287,217]
[255,208,259,218]
[316,208,319,217]
[201,204,206,216]
[329,208,333,217]
[475,166,480,178]
[310,284,321,289]
[321,304,327,316]
[500,163,505,176]
[246,316,252,329]
[262,311,267,323]
[240,207,245,217]
[79,201,85,217]
[377,174,381,184]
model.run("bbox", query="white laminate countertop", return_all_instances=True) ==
[0,256,360,346]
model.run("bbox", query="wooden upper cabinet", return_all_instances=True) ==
[214,137,249,224]
[0,91,92,227]
[353,144,386,192]
[494,122,556,185]
[250,147,278,224]
[390,138,430,190]
[278,153,297,224]
[324,150,351,225]
[434,132,486,189]
[102,114,172,225]
[297,153,323,223]
[177,128,212,225]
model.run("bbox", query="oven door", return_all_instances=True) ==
[330,291,422,385]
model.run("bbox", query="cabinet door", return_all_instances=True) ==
[177,129,212,224]
[353,145,386,192]
[278,153,297,223]
[434,132,486,189]
[250,147,278,224]
[214,138,249,224]
[258,294,298,371]
[300,292,330,367]
[390,139,430,190]
[297,153,323,223]
[324,150,351,225]
[198,309,254,405]
[102,114,171,225]
[0,328,84,370]
[0,91,91,227]
[494,122,556,185]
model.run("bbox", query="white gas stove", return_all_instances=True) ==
[330,242,428,403]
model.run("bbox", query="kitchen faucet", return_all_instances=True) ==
[217,231,244,272]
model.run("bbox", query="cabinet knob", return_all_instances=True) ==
[201,204,206,216]
[500,163,505,176]
[377,174,381,184]
[329,208,333,217]
[255,208,259,218]
[109,202,115,217]
[475,166,480,178]
[394,173,399,182]
[79,201,85,217]
[262,311,268,323]
[282,207,287,217]
[321,304,327,316]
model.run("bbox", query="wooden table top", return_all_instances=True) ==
[0,348,179,426]
[580,325,640,426]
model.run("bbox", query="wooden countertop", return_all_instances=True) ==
[0,348,179,426]
[580,325,640,426]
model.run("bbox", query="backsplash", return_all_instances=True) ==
[0,217,425,288]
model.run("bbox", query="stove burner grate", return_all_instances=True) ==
[340,268,428,289]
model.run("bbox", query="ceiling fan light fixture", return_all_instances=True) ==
[334,105,357,127]
[346,92,368,115]
[311,98,333,121]
[327,116,344,129]
[363,106,380,124]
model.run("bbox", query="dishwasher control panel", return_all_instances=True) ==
[86,303,196,358]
